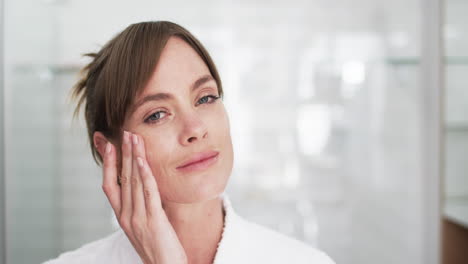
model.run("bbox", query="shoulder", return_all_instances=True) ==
[41,229,141,264]
[241,218,335,264]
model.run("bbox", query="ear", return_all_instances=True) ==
[93,131,109,159]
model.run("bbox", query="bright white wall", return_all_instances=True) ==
[4,1,444,264]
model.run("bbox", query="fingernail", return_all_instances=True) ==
[123,131,129,144]
[132,134,138,145]
[137,157,144,167]
[105,142,111,154]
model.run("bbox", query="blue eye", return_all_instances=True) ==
[144,95,219,125]
[144,111,167,124]
[197,95,220,105]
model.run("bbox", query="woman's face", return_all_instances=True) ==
[122,37,233,204]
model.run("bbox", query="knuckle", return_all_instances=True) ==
[103,163,110,170]
[103,159,113,167]
[144,189,151,199]
[120,174,129,184]
[131,176,138,185]
[102,185,110,194]
[119,219,130,231]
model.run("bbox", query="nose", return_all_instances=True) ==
[178,112,208,145]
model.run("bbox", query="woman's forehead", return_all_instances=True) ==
[143,37,212,94]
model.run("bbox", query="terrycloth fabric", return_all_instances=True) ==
[43,193,335,264]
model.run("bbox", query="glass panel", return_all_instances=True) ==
[443,0,468,232]
[4,1,435,264]
[5,1,60,263]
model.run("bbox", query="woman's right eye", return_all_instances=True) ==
[144,111,167,124]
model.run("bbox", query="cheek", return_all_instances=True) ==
[211,106,233,162]
[141,132,177,179]
[215,106,232,143]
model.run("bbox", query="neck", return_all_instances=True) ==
[162,195,225,264]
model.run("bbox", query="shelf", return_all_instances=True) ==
[445,123,468,131]
[386,56,468,66]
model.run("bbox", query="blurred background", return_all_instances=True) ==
[0,0,466,263]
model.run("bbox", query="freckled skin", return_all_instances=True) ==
[123,37,234,205]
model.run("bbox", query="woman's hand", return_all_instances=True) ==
[101,131,188,264]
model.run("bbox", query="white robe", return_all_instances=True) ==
[43,194,335,264]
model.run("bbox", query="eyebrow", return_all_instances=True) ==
[132,74,215,113]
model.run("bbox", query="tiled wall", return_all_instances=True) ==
[443,0,468,236]
[4,1,443,264]
[445,0,468,197]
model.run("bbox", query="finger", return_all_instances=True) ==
[137,157,162,218]
[120,131,133,222]
[102,142,122,215]
[135,136,162,214]
[131,133,146,220]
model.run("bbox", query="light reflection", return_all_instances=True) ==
[296,104,331,156]
[388,31,409,48]
[38,68,53,82]
[283,158,300,188]
[342,60,365,85]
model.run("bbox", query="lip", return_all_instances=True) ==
[176,150,219,173]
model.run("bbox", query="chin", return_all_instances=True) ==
[184,173,229,203]
[161,168,230,204]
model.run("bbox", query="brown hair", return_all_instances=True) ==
[72,21,223,165]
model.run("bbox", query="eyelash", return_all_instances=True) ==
[144,95,220,124]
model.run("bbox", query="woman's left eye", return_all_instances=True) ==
[196,95,220,106]
[144,110,167,124]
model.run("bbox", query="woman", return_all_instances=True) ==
[44,21,335,264]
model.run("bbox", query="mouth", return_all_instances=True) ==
[176,150,219,173]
